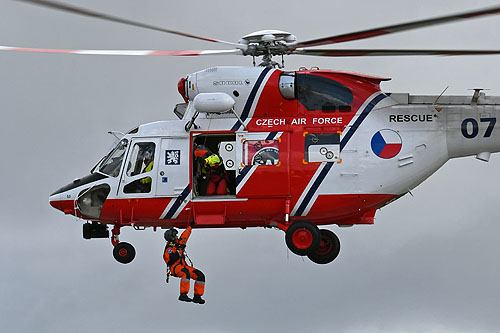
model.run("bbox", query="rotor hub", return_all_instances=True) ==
[240,30,296,44]
[238,30,297,67]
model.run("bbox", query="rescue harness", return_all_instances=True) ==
[165,241,193,283]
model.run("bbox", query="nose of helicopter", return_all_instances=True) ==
[49,173,108,215]
[49,192,75,215]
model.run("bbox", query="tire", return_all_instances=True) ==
[307,229,341,264]
[113,242,136,264]
[285,221,320,256]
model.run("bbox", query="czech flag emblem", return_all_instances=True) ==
[371,129,402,159]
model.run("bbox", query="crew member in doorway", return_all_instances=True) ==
[163,226,206,304]
[194,144,228,195]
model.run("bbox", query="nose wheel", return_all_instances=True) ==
[111,225,136,264]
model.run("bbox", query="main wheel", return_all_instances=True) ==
[307,229,341,264]
[113,242,136,264]
[285,221,320,256]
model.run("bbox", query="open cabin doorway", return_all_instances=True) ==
[192,133,237,198]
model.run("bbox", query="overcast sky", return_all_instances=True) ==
[2,0,500,332]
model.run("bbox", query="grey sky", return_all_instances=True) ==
[2,0,500,332]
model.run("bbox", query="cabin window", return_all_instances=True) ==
[123,142,155,194]
[296,74,353,112]
[304,133,340,162]
[242,140,280,166]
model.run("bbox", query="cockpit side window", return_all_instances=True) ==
[123,142,155,194]
[296,74,353,111]
[126,143,155,176]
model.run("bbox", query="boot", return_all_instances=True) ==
[178,293,192,302]
[192,295,205,304]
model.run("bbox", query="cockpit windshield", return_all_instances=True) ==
[95,138,128,177]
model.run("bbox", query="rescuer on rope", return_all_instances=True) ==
[163,225,206,304]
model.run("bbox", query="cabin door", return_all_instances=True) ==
[155,137,190,197]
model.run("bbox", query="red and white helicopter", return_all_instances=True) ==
[6,0,500,264]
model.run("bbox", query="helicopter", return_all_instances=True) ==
[6,0,500,265]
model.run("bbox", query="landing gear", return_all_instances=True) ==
[113,242,136,264]
[282,221,341,264]
[307,229,341,264]
[82,222,137,264]
[111,225,136,264]
[285,220,320,256]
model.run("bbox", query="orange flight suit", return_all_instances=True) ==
[163,226,205,297]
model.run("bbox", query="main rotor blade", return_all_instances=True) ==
[16,0,245,50]
[0,45,243,56]
[294,5,500,48]
[293,49,500,57]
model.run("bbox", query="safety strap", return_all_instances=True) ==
[184,251,194,267]
[166,266,171,284]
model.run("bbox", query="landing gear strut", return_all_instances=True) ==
[111,225,136,264]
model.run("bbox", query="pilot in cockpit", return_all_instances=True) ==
[140,149,154,186]
[123,143,155,194]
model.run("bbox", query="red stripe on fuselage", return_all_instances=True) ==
[51,193,398,228]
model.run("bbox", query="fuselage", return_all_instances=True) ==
[49,66,500,229]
